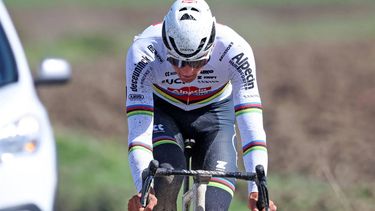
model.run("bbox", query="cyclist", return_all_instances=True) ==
[126,0,277,210]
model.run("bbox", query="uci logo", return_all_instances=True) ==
[162,78,184,85]
[153,124,165,133]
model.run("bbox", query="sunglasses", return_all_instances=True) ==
[167,56,209,69]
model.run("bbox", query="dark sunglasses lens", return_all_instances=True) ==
[188,59,208,68]
[167,57,208,68]
[167,57,180,66]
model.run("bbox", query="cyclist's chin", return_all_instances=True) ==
[178,75,197,83]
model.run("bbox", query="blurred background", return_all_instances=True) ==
[5,0,375,210]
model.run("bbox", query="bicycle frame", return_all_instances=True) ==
[182,138,227,211]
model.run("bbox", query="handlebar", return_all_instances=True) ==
[140,160,270,210]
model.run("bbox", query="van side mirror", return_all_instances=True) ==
[34,58,71,86]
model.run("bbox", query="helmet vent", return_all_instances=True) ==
[204,21,216,51]
[180,13,196,20]
[191,7,199,12]
[162,22,171,50]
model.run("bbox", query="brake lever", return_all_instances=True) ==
[255,165,270,211]
[140,160,159,207]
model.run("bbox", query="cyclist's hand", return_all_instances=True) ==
[248,192,277,211]
[128,189,157,211]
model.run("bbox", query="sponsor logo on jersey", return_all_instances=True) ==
[219,42,234,61]
[197,70,219,83]
[131,56,151,92]
[198,81,220,84]
[204,76,217,79]
[167,86,212,95]
[229,53,255,90]
[140,68,151,87]
[147,45,164,63]
[165,72,178,77]
[162,78,185,85]
[153,124,165,133]
[242,94,260,99]
[216,161,228,171]
[129,94,145,101]
[200,69,214,75]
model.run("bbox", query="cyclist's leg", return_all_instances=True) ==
[200,131,237,211]
[152,99,186,211]
[191,98,238,211]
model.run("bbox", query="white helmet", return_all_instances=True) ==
[162,0,216,61]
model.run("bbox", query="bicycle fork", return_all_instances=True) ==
[182,174,211,211]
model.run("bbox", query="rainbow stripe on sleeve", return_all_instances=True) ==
[128,142,153,154]
[242,140,267,156]
[234,103,262,116]
[126,105,154,117]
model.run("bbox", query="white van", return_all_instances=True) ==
[0,1,71,210]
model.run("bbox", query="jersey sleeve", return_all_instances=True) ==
[226,35,268,193]
[125,38,155,192]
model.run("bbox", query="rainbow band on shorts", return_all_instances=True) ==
[208,177,236,197]
[153,136,179,148]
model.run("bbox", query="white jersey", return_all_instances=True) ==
[126,23,268,193]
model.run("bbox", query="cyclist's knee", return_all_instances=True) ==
[154,163,184,194]
[156,162,184,185]
[153,163,183,211]
[205,182,234,211]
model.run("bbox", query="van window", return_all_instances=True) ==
[0,23,18,87]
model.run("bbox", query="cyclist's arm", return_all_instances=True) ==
[226,35,268,194]
[125,39,156,192]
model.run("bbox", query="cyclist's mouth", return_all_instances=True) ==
[178,74,196,83]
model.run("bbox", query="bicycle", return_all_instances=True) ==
[140,139,270,211]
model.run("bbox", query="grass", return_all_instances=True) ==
[55,130,375,211]
[24,33,121,64]
[56,131,135,211]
